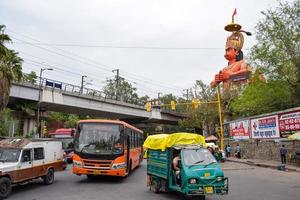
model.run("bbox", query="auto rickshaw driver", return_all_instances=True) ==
[173,150,181,185]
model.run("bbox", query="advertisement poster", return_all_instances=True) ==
[251,115,280,139]
[229,120,250,140]
[279,110,300,137]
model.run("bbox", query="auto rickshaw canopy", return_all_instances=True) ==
[143,132,206,151]
[288,132,300,140]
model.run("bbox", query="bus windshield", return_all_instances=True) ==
[75,123,123,155]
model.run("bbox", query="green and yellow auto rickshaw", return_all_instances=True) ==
[143,133,228,200]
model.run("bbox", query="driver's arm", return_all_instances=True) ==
[173,157,180,171]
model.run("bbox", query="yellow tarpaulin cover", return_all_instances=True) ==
[143,132,206,151]
[288,132,300,140]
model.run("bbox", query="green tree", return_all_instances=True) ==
[179,80,218,135]
[159,93,177,104]
[103,76,139,104]
[139,95,150,105]
[0,25,23,111]
[23,71,37,84]
[250,0,300,104]
[64,114,79,128]
[230,79,294,117]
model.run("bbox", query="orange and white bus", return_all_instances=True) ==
[72,119,144,178]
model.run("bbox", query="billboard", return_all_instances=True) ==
[229,120,250,140]
[251,115,280,139]
[279,110,300,137]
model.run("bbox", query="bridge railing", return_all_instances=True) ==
[19,75,148,107]
[19,74,186,114]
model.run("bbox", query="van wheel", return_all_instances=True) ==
[0,177,12,199]
[43,169,54,185]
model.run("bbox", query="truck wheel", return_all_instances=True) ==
[0,177,12,199]
[43,169,54,185]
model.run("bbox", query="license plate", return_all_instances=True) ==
[94,170,101,175]
[204,172,210,177]
[205,186,213,194]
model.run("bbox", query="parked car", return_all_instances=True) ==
[0,138,64,199]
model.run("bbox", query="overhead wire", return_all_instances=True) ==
[22,55,164,95]
[7,29,186,92]
[23,59,106,89]
[13,41,224,50]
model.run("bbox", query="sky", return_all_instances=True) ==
[0,0,287,98]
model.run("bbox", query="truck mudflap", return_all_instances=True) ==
[187,177,229,196]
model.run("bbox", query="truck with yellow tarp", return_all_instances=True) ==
[143,132,228,200]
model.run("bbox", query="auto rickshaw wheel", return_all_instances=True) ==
[151,180,160,193]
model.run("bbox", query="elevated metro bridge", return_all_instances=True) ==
[9,78,186,125]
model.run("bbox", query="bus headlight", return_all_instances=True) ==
[111,162,126,169]
[73,160,83,167]
[188,178,198,184]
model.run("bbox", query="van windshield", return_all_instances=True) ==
[183,148,216,166]
[0,149,21,162]
[61,138,74,150]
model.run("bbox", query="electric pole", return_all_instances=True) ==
[112,69,119,100]
[80,75,87,94]
[37,67,53,138]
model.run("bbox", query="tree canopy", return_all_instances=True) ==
[103,76,140,104]
[249,0,300,103]
[0,25,23,111]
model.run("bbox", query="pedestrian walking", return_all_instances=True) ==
[280,144,287,164]
[235,144,241,159]
[226,145,231,157]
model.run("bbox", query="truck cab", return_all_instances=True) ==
[0,138,64,199]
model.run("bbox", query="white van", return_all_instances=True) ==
[0,138,64,199]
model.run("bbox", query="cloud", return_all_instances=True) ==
[1,0,281,97]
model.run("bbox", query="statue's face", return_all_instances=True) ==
[224,47,238,61]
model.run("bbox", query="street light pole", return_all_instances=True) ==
[36,68,53,138]
[112,69,119,100]
[217,85,224,151]
[80,75,87,94]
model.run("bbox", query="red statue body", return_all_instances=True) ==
[211,10,252,89]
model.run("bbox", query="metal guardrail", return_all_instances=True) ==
[19,75,147,107]
[18,74,186,115]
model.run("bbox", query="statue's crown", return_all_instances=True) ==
[225,31,244,50]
